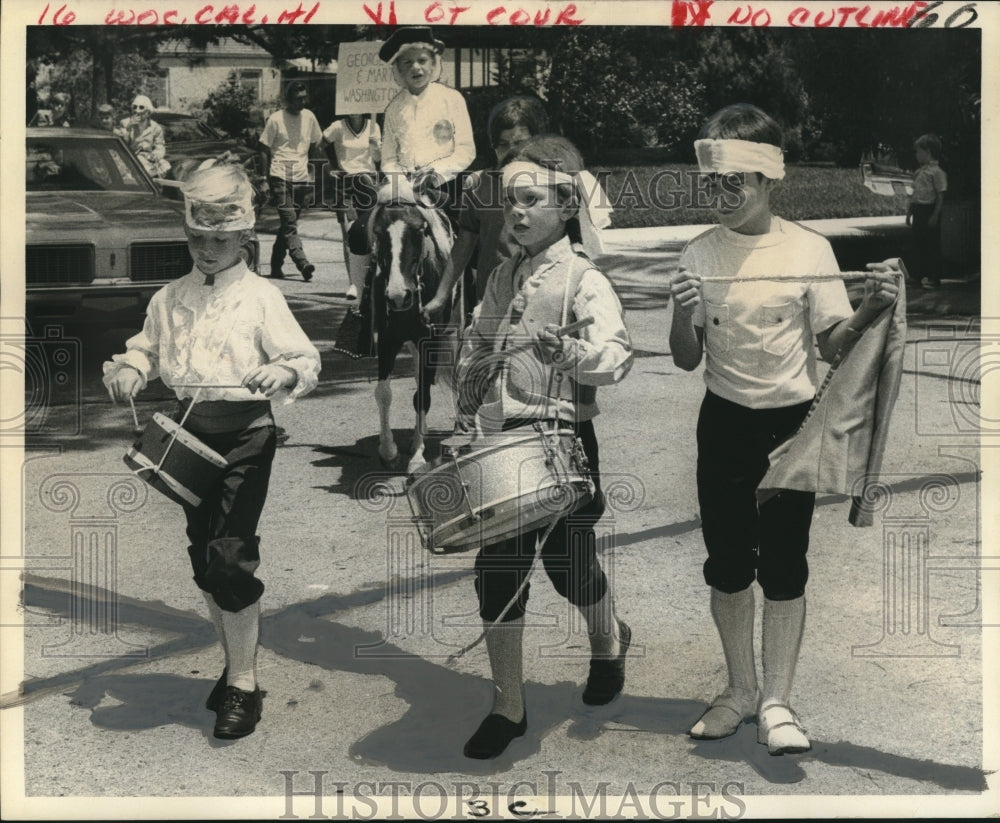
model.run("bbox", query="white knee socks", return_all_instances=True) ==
[710,586,758,698]
[348,252,370,295]
[202,591,230,672]
[485,617,525,722]
[220,600,261,693]
[761,595,806,708]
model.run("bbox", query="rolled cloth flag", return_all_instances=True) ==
[694,138,786,180]
[182,163,255,232]
[757,273,907,527]
[501,161,613,258]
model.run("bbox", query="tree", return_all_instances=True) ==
[201,72,259,144]
[546,28,706,157]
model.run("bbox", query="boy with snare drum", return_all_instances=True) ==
[104,163,321,740]
[455,135,633,760]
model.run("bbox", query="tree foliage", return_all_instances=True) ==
[199,72,259,143]
[546,28,706,157]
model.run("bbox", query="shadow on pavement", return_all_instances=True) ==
[15,575,988,789]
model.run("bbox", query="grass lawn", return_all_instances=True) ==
[602,162,910,229]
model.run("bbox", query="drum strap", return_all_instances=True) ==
[445,512,562,665]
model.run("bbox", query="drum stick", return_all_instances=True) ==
[554,316,595,336]
[128,396,141,435]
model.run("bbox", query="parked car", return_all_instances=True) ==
[26,127,257,318]
[151,111,265,191]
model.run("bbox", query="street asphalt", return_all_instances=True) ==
[3,210,994,818]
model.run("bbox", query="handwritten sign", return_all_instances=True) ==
[336,40,399,115]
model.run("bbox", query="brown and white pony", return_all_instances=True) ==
[366,182,454,473]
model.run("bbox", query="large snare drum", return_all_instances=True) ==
[405,424,594,553]
[123,412,228,508]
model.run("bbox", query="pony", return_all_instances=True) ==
[366,181,454,473]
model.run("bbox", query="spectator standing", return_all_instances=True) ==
[258,81,323,281]
[906,133,948,290]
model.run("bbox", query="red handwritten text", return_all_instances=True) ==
[104,2,318,24]
[485,4,582,25]
[424,2,469,24]
[787,3,929,27]
[671,0,713,26]
[38,3,76,24]
[727,4,771,25]
[363,1,397,25]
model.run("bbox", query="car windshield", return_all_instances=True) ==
[157,117,223,142]
[27,136,151,193]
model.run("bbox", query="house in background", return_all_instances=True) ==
[153,37,506,130]
[154,38,286,129]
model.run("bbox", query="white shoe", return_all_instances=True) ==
[346,284,358,300]
[757,702,810,755]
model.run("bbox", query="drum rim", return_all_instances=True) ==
[410,429,579,479]
[148,411,229,467]
[426,482,592,548]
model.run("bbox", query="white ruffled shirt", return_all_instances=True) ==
[381,82,475,183]
[103,260,320,404]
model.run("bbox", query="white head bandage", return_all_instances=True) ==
[501,161,613,257]
[182,164,255,232]
[694,138,785,180]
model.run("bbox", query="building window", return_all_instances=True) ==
[148,70,169,109]
[238,69,262,103]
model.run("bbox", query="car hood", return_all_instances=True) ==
[167,140,255,159]
[26,192,184,228]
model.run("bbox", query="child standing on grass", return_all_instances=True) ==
[456,135,633,760]
[103,163,321,741]
[907,133,947,290]
[668,104,901,755]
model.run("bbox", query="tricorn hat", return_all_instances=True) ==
[378,27,446,64]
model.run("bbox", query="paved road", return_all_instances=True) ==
[4,214,993,817]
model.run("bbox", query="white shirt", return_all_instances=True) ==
[260,108,323,182]
[103,260,321,404]
[381,82,475,182]
[682,217,853,409]
[323,119,381,175]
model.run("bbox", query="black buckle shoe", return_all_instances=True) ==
[582,620,631,705]
[463,712,527,760]
[301,263,315,282]
[213,685,263,739]
[205,668,228,712]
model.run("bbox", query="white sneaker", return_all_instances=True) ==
[346,284,358,300]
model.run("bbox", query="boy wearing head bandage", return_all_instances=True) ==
[455,135,633,760]
[103,163,321,742]
[378,26,475,202]
[668,104,903,755]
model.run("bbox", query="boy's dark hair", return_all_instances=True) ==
[505,134,585,245]
[487,97,549,147]
[698,103,784,151]
[914,133,942,160]
[285,80,308,100]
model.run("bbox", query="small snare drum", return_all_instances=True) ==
[124,412,228,508]
[405,423,593,553]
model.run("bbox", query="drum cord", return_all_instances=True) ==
[445,513,561,665]
[128,387,204,482]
